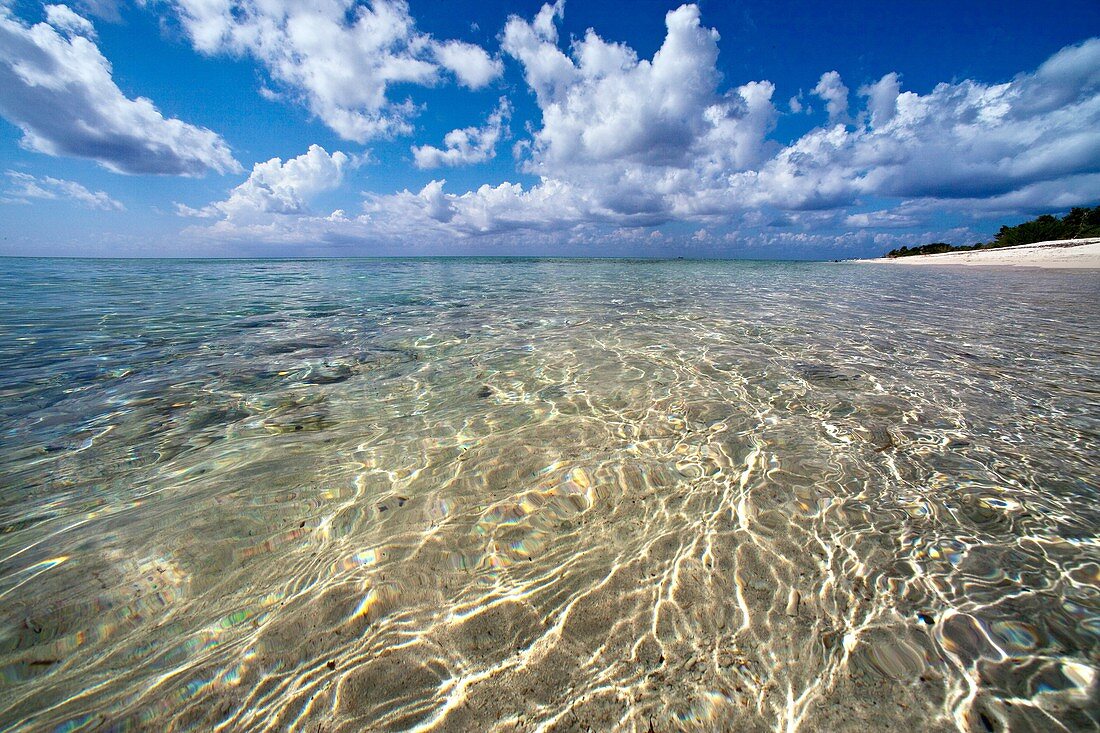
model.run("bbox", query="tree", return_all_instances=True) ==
[882,204,1100,258]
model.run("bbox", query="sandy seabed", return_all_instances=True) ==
[3,259,1098,733]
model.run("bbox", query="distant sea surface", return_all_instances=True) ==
[1,258,1097,732]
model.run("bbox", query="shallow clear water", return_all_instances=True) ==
[0,258,1097,732]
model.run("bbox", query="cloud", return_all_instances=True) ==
[180,3,1100,253]
[890,173,1100,218]
[0,5,240,175]
[499,3,778,220]
[163,0,501,142]
[3,169,123,209]
[188,2,777,239]
[415,179,456,222]
[812,70,849,124]
[500,0,572,103]
[411,98,510,168]
[394,30,1099,236]
[509,4,726,170]
[856,40,1097,201]
[859,72,899,127]
[355,178,592,237]
[44,4,96,38]
[178,144,350,221]
[434,40,503,89]
[73,0,121,22]
[712,37,1100,214]
[182,174,598,250]
[843,210,917,228]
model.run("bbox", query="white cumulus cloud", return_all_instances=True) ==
[178,144,350,221]
[812,70,849,124]
[411,99,511,168]
[434,40,503,89]
[498,2,778,222]
[859,72,900,127]
[179,3,1100,253]
[163,0,501,142]
[0,5,240,175]
[3,170,123,209]
[737,37,1100,211]
[378,30,1100,238]
[43,4,96,37]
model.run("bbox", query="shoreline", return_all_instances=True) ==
[851,237,1100,269]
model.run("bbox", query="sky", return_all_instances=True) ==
[0,0,1098,258]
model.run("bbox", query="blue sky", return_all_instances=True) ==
[1,0,1098,258]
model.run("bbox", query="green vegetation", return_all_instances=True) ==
[884,206,1100,258]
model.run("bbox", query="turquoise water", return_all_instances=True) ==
[0,258,1097,732]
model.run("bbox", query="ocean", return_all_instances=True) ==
[1,258,1097,731]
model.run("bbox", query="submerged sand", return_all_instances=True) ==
[3,260,1099,732]
[854,238,1100,269]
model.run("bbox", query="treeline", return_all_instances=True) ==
[885,205,1100,258]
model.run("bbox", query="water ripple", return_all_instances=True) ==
[0,259,1097,732]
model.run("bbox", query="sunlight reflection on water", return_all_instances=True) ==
[0,258,1097,732]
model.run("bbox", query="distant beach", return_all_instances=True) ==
[854,237,1100,269]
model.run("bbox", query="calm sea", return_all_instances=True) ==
[1,258,1097,731]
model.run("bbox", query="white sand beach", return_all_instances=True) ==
[855,237,1100,269]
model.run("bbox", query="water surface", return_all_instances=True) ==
[1,259,1097,732]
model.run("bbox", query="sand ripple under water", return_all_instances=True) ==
[0,259,1097,732]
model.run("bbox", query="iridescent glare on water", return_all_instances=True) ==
[0,259,1097,732]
